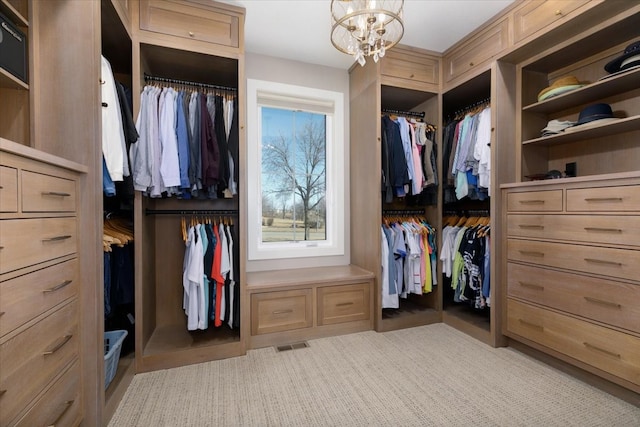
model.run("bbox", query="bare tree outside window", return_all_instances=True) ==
[261,107,326,242]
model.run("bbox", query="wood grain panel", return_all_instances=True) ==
[507,299,640,387]
[0,300,78,426]
[0,165,18,212]
[0,258,78,337]
[251,289,312,335]
[507,262,640,333]
[506,189,562,212]
[318,283,370,326]
[567,185,640,212]
[513,0,585,44]
[20,170,76,212]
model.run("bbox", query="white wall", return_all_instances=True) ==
[245,53,351,272]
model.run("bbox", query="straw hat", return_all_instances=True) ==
[537,76,583,102]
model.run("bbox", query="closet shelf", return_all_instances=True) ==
[522,115,640,146]
[0,67,28,90]
[523,68,640,114]
[0,0,28,27]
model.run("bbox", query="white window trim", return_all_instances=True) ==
[247,79,345,261]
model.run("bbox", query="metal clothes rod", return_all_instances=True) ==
[382,209,426,216]
[143,73,237,92]
[145,209,239,216]
[381,109,426,119]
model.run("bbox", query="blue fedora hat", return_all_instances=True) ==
[605,40,640,73]
[575,103,614,125]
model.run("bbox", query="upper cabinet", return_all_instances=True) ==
[516,4,640,180]
[138,0,243,54]
[443,16,510,88]
[380,45,439,92]
[512,0,588,44]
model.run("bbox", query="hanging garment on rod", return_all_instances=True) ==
[130,78,238,200]
[440,216,490,309]
[381,115,438,204]
[182,216,239,331]
[381,215,437,309]
[442,103,491,204]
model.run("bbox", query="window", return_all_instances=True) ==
[247,79,345,260]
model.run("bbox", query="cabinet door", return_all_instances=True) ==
[317,283,370,326]
[381,47,439,91]
[0,165,18,212]
[251,289,312,335]
[139,0,240,48]
[513,0,587,44]
[443,17,510,84]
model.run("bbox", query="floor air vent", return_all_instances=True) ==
[276,342,309,352]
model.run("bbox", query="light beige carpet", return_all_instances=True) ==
[109,323,640,426]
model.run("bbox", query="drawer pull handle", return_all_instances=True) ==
[518,224,544,229]
[519,200,544,204]
[188,31,195,37]
[584,197,622,203]
[519,250,544,257]
[47,399,74,427]
[583,342,621,359]
[584,296,621,309]
[555,9,562,15]
[336,302,354,307]
[43,280,73,293]
[519,282,544,291]
[584,227,622,233]
[42,235,72,242]
[584,258,622,267]
[272,309,293,315]
[42,191,71,197]
[43,334,73,355]
[518,319,543,331]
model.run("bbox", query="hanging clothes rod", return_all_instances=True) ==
[145,209,239,216]
[381,109,426,119]
[382,209,426,216]
[143,73,237,92]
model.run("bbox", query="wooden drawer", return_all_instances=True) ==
[443,17,509,83]
[251,289,312,335]
[317,283,370,326]
[0,258,79,337]
[381,47,439,88]
[506,190,562,212]
[507,214,640,247]
[507,262,640,333]
[567,185,640,212]
[14,360,81,427]
[140,0,240,48]
[0,300,78,426]
[21,170,76,212]
[0,165,18,213]
[507,299,640,387]
[508,239,640,282]
[512,0,586,44]
[0,217,77,274]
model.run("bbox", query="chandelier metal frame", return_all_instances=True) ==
[330,0,404,66]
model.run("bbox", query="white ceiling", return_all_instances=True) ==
[219,0,516,69]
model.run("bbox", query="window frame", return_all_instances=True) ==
[246,79,345,261]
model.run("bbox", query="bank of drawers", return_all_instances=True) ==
[0,145,82,426]
[503,178,640,391]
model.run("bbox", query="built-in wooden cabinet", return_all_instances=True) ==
[246,266,374,349]
[0,139,86,427]
[502,174,640,393]
[511,0,589,44]
[349,45,442,333]
[443,17,510,87]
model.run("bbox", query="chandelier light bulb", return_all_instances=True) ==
[330,0,404,67]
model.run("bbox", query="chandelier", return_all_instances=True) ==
[330,0,404,66]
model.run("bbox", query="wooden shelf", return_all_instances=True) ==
[143,324,240,357]
[522,115,640,146]
[0,66,28,90]
[0,0,28,27]
[523,68,640,114]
